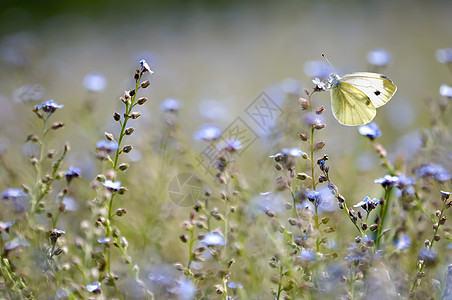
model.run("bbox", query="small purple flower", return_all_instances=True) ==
[228,281,244,289]
[201,232,225,247]
[300,248,315,263]
[0,221,15,233]
[194,125,222,141]
[1,188,30,213]
[34,99,64,114]
[436,47,452,64]
[270,148,304,159]
[395,235,411,250]
[367,48,392,67]
[140,59,154,74]
[440,84,452,98]
[312,77,326,91]
[418,248,437,263]
[4,237,30,251]
[1,188,27,200]
[354,196,380,209]
[218,138,242,152]
[96,140,118,154]
[303,112,324,127]
[86,282,101,293]
[416,163,451,182]
[65,166,81,184]
[160,98,181,112]
[374,175,399,187]
[83,72,107,92]
[359,122,381,139]
[102,180,121,192]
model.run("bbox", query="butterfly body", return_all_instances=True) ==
[327,72,397,126]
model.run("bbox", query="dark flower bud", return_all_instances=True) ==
[114,112,121,121]
[318,175,327,183]
[122,145,132,153]
[118,163,129,171]
[124,127,134,135]
[116,208,126,216]
[141,80,150,88]
[47,149,57,158]
[130,112,141,119]
[265,210,276,217]
[53,247,64,256]
[315,141,325,150]
[314,124,326,130]
[369,224,378,231]
[439,216,447,225]
[137,97,148,105]
[297,172,310,180]
[275,163,283,171]
[129,89,136,97]
[179,234,188,243]
[434,235,441,241]
[304,88,310,95]
[298,132,308,141]
[105,132,115,141]
[51,122,65,130]
[361,223,368,230]
[134,70,140,81]
[315,106,324,115]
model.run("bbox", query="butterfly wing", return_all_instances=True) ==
[341,72,397,108]
[331,81,377,126]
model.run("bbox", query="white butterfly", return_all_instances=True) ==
[327,72,397,126]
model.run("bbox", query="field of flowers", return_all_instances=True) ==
[1,1,452,299]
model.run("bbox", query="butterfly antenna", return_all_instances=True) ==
[321,53,335,74]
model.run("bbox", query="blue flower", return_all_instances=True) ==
[359,122,381,139]
[440,84,452,98]
[300,248,315,263]
[367,48,392,67]
[218,138,243,152]
[312,77,326,91]
[86,282,101,293]
[395,235,411,250]
[4,237,30,251]
[441,190,452,200]
[354,196,380,209]
[304,112,324,126]
[1,188,28,200]
[83,72,107,92]
[416,163,451,182]
[201,232,225,247]
[436,47,452,64]
[160,98,181,112]
[102,180,121,192]
[374,175,399,187]
[34,99,63,114]
[140,59,154,74]
[228,281,243,289]
[306,190,321,203]
[270,147,304,158]
[65,166,81,184]
[418,248,437,263]
[96,140,118,154]
[194,125,222,141]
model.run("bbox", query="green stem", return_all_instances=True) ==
[375,187,392,248]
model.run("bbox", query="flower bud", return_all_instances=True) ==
[137,97,148,105]
[141,80,150,88]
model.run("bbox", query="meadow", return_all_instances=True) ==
[1,1,452,299]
